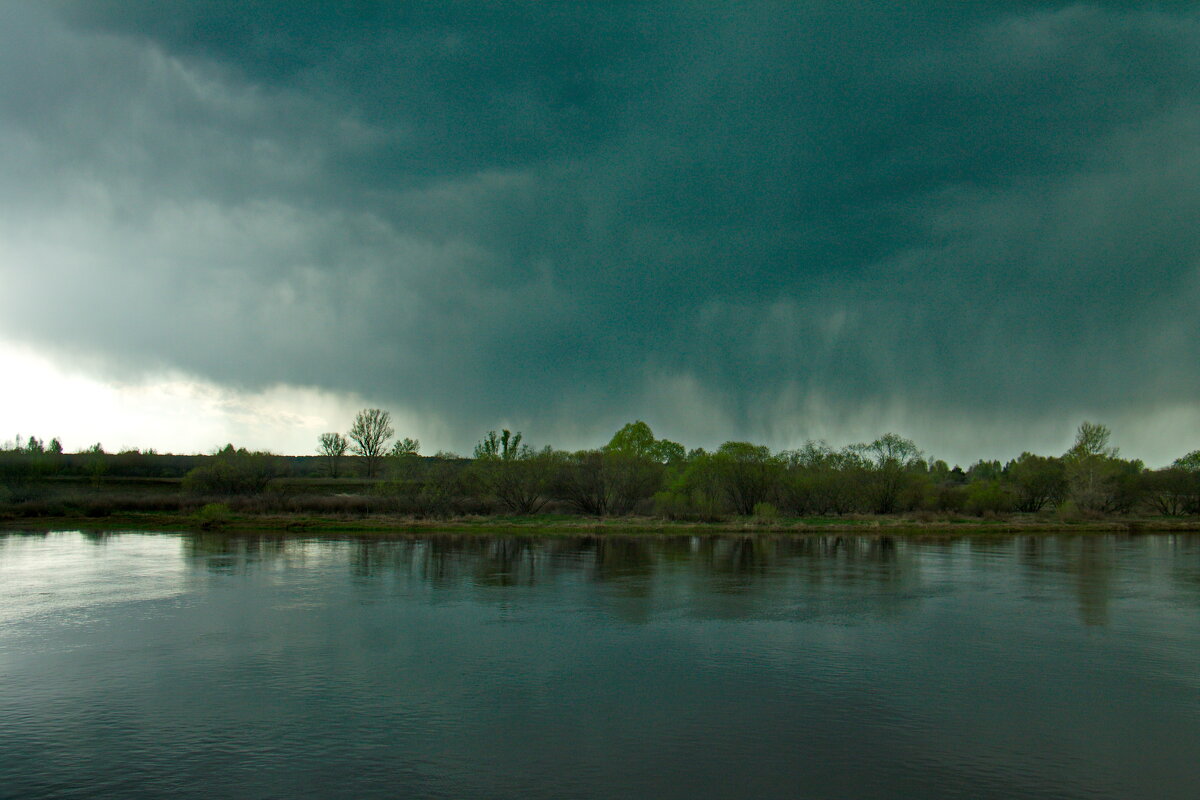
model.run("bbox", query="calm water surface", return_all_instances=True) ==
[1,531,1198,799]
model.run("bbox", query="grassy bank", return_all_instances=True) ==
[4,474,1200,537]
[4,508,1199,537]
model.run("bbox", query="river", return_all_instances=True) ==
[1,531,1198,799]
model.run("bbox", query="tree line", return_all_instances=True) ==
[306,411,1200,519]
[5,412,1199,519]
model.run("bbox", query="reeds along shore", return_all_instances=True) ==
[2,422,1199,525]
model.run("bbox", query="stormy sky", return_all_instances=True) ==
[2,1,1198,464]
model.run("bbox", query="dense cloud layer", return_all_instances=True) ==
[2,2,1198,460]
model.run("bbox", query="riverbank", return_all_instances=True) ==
[4,510,1200,536]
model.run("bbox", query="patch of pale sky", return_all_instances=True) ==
[0,341,439,456]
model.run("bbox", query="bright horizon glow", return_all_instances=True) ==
[3,339,1197,468]
[0,341,396,456]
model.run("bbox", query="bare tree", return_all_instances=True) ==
[349,409,394,478]
[318,432,349,478]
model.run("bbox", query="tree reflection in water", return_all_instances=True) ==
[145,531,1190,626]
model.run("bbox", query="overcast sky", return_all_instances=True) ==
[2,2,1198,464]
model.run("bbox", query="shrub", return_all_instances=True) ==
[752,502,779,522]
[196,503,231,527]
[653,490,688,520]
[652,490,725,522]
[965,481,1015,516]
[83,499,114,518]
[931,484,967,512]
[183,446,277,495]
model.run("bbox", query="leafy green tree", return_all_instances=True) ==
[655,439,686,465]
[349,408,393,478]
[604,421,685,465]
[927,459,951,483]
[603,450,665,514]
[1005,453,1067,512]
[83,442,108,483]
[655,449,725,521]
[1173,450,1200,473]
[709,442,782,516]
[853,433,923,514]
[601,422,677,511]
[317,432,349,478]
[967,460,1003,482]
[604,421,656,458]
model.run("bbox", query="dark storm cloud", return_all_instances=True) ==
[2,2,1199,458]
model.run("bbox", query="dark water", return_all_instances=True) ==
[1,532,1198,799]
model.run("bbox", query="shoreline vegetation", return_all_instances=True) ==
[4,511,1200,538]
[3,414,1199,537]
